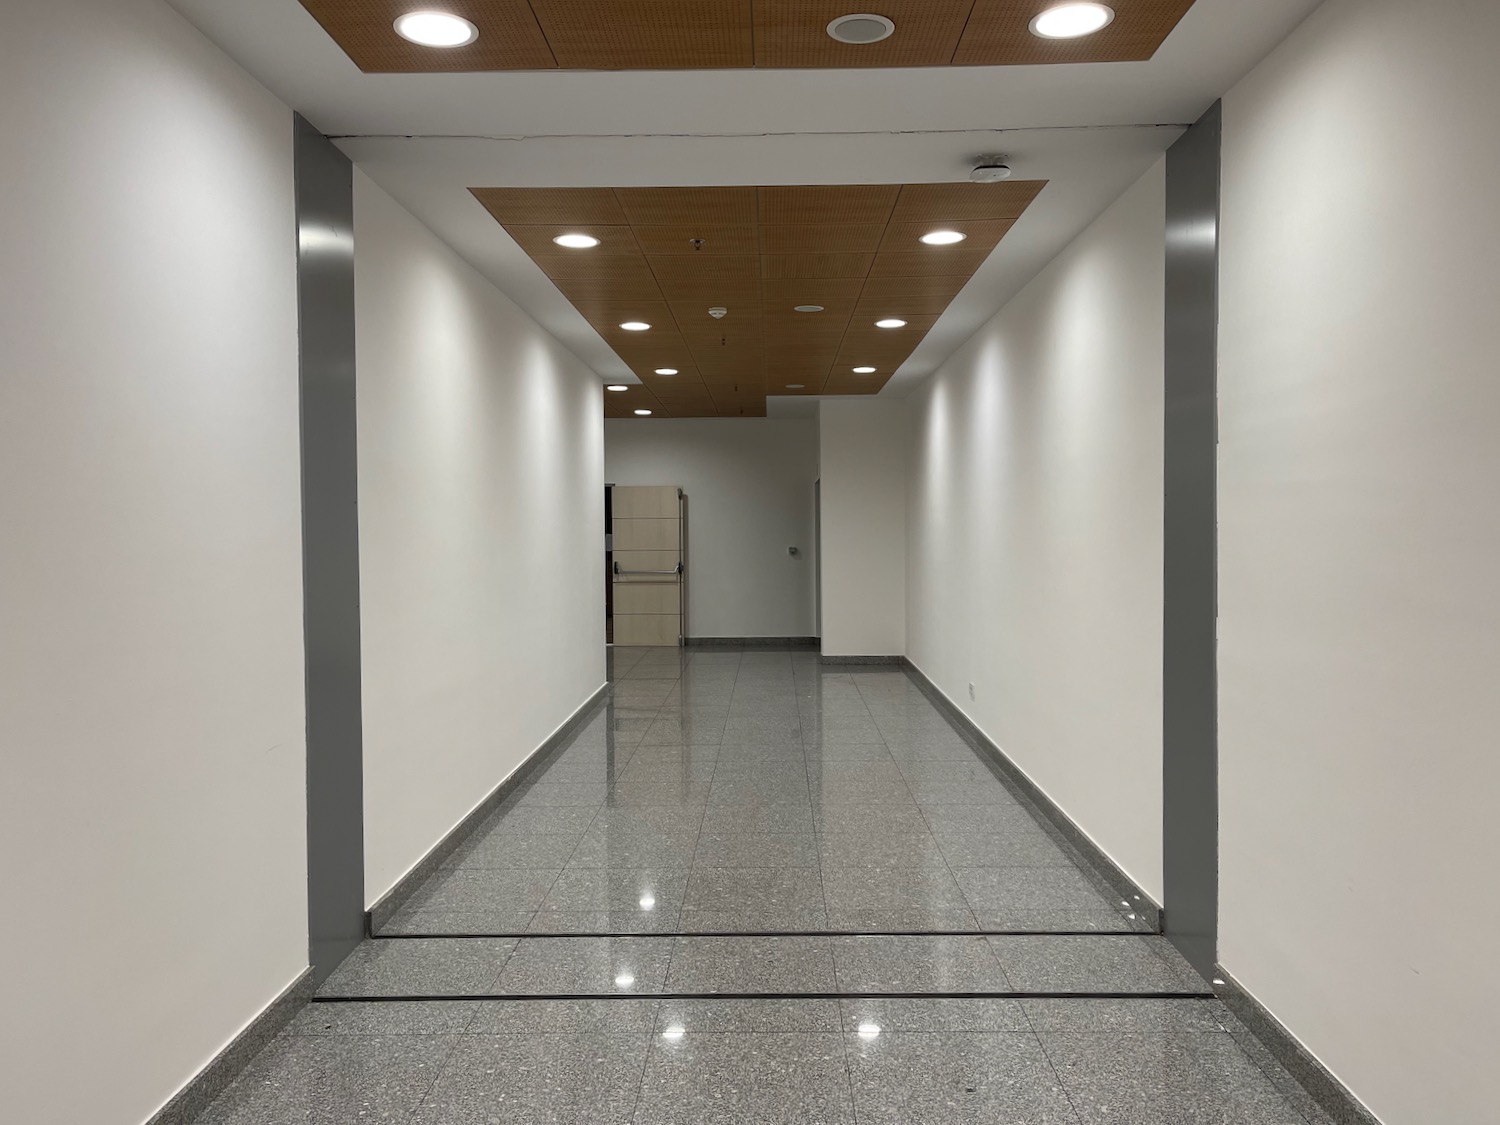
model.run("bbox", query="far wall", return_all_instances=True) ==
[605,418,818,639]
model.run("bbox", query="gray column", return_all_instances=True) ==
[1162,101,1221,978]
[294,114,365,982]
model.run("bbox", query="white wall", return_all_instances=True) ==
[355,171,606,904]
[1217,0,1500,1120]
[905,162,1166,900]
[819,400,909,657]
[605,419,817,639]
[0,2,306,1122]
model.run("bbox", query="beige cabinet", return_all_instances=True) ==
[611,485,683,646]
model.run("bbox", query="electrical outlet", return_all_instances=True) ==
[968,683,976,701]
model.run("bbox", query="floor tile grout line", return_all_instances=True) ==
[1020,1000,1091,1125]
[312,990,1218,1004]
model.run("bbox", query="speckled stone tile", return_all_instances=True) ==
[317,939,517,997]
[920,802,1049,835]
[535,867,689,920]
[665,936,837,994]
[634,1032,856,1125]
[692,829,820,868]
[465,998,661,1035]
[654,998,842,1034]
[395,867,563,915]
[953,866,1121,929]
[814,802,931,835]
[197,1033,459,1124]
[443,830,583,871]
[496,936,674,995]
[821,866,980,931]
[679,867,828,931]
[1040,1031,1312,1124]
[289,1002,480,1036]
[698,803,816,835]
[816,829,950,869]
[831,935,1011,994]
[932,828,1075,868]
[838,997,1030,1033]
[706,773,813,806]
[377,907,539,935]
[1020,998,1229,1036]
[802,742,896,762]
[485,805,600,837]
[515,782,611,808]
[808,778,919,806]
[987,936,1206,994]
[411,1033,650,1124]
[844,1030,1080,1125]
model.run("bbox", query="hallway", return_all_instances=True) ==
[195,649,1329,1124]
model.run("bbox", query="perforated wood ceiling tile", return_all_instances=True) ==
[647,254,763,281]
[474,179,1048,415]
[755,0,978,68]
[299,1,557,71]
[890,180,1047,222]
[869,248,996,277]
[760,225,888,255]
[632,225,760,256]
[954,0,1196,65]
[756,186,901,227]
[529,0,754,68]
[615,187,759,227]
[472,187,626,226]
[761,253,876,280]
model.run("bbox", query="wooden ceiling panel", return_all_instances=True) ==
[760,225,887,255]
[870,248,996,277]
[890,180,1047,223]
[615,187,758,227]
[304,2,1200,71]
[647,254,762,281]
[529,0,753,68]
[754,0,977,68]
[761,253,876,280]
[474,179,1044,415]
[300,0,557,71]
[954,0,1196,65]
[472,187,626,226]
[504,224,640,257]
[878,218,1016,254]
[632,225,760,256]
[756,186,900,227]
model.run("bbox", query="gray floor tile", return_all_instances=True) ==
[692,829,820,868]
[412,1033,650,1125]
[568,829,700,870]
[706,774,812,806]
[845,1030,1081,1125]
[709,746,809,773]
[289,1001,480,1036]
[536,867,690,927]
[699,803,817,835]
[838,997,1030,1033]
[987,936,1206,993]
[1040,1031,1311,1124]
[821,866,980,931]
[444,830,584,871]
[397,867,562,915]
[634,1032,856,1125]
[805,759,907,783]
[814,803,931,834]
[487,806,600,836]
[465,998,660,1035]
[199,1034,460,1125]
[920,802,1047,835]
[934,828,1075,868]
[655,998,842,1034]
[378,907,539,935]
[953,866,1120,929]
[515,782,611,807]
[525,908,686,935]
[809,778,917,805]
[606,777,713,806]
[831,935,1010,993]
[497,936,675,995]
[665,936,837,993]
[318,939,517,997]
[680,867,828,931]
[802,742,895,762]
[816,829,950,869]
[1020,998,1228,1035]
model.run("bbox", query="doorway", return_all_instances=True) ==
[607,484,686,646]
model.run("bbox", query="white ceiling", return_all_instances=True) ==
[167,0,1322,397]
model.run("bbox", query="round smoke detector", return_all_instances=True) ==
[827,13,896,44]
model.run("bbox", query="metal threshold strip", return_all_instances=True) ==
[369,929,1154,940]
[314,990,1215,1004]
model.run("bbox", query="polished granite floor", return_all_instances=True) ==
[196,648,1334,1124]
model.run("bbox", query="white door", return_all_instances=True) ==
[611,485,683,646]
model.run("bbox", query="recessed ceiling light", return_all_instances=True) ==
[606,385,629,392]
[393,10,479,47]
[920,230,967,246]
[620,321,651,331]
[1029,2,1115,39]
[786,384,806,389]
[794,305,825,313]
[852,366,877,374]
[552,232,599,249]
[654,368,679,376]
[827,13,896,44]
[634,409,653,416]
[875,318,907,329]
